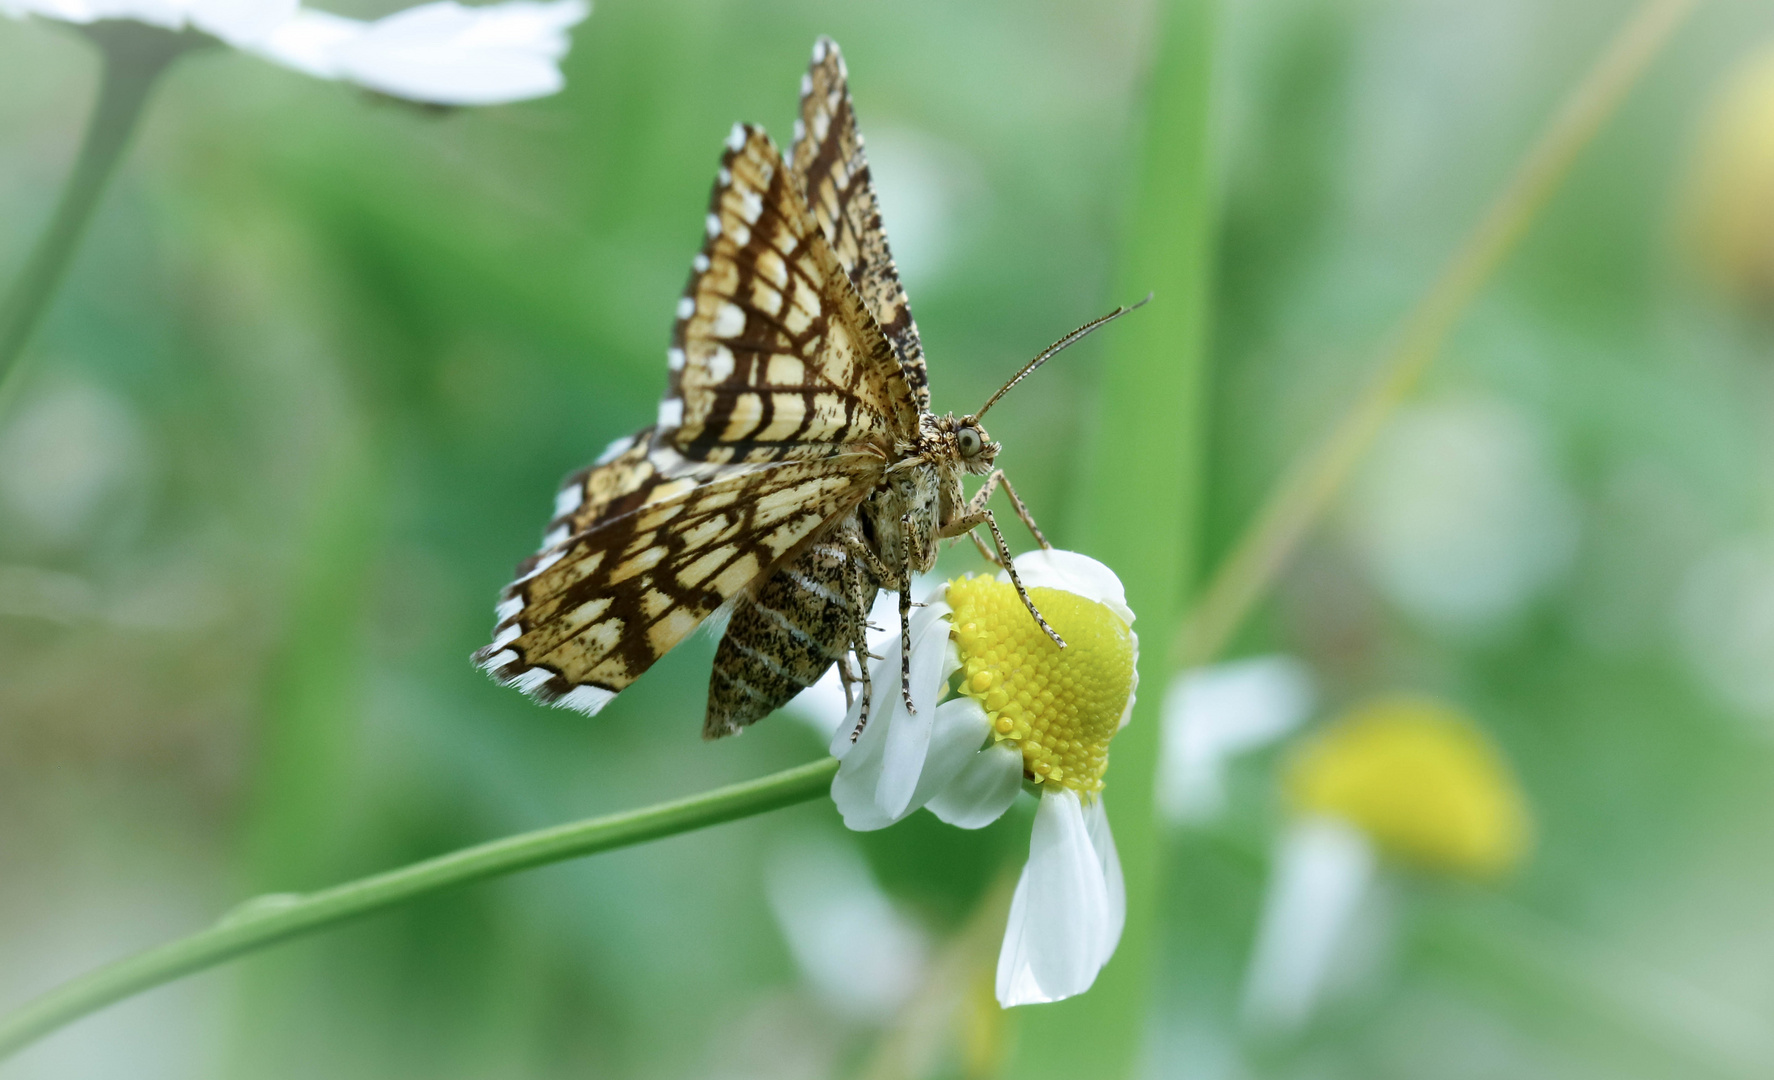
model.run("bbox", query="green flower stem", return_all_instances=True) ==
[0,22,204,417]
[1011,0,1218,1075]
[0,756,839,1060]
[1173,0,1701,669]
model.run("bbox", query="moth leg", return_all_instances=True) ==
[837,527,894,582]
[942,508,1067,649]
[967,469,1052,550]
[838,652,856,710]
[844,551,879,742]
[968,529,1005,568]
[897,516,916,714]
[996,473,1052,551]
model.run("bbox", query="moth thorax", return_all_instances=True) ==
[946,575,1135,794]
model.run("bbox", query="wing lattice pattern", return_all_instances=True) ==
[660,123,916,465]
[791,36,931,412]
[476,457,881,714]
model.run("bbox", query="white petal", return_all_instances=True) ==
[1117,630,1139,731]
[829,670,898,830]
[995,788,1116,1006]
[876,600,955,820]
[1003,549,1133,626]
[261,0,590,105]
[1157,655,1315,824]
[0,0,89,22]
[188,0,296,44]
[1240,815,1377,1033]
[251,6,361,76]
[829,624,898,759]
[926,739,1023,829]
[1083,797,1125,957]
[833,686,985,832]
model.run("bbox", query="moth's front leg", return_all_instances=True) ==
[940,508,1067,649]
[957,469,1052,566]
[966,470,1051,550]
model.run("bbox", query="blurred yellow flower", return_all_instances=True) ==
[1284,696,1530,876]
[1685,41,1774,308]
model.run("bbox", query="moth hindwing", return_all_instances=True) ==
[479,36,1058,738]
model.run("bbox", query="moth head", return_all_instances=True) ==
[953,416,998,473]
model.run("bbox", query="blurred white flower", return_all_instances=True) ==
[1242,697,1530,1033]
[1157,654,1315,824]
[253,0,588,106]
[1343,397,1578,632]
[0,380,147,550]
[1,0,589,106]
[828,550,1137,1007]
[765,836,929,1021]
[1676,540,1774,726]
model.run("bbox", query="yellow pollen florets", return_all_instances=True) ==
[946,575,1135,795]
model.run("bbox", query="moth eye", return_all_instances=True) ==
[958,427,982,456]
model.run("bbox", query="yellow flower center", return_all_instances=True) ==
[946,575,1135,795]
[1286,696,1531,877]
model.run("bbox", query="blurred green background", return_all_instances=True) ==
[5,0,1774,1077]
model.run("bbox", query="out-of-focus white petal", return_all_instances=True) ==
[0,0,88,23]
[1002,549,1133,626]
[187,0,294,44]
[306,0,589,105]
[1158,655,1315,825]
[1240,815,1376,1033]
[995,788,1117,1006]
[250,5,357,75]
[876,600,955,820]
[926,738,1022,829]
[765,836,929,1020]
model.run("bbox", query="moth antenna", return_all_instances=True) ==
[974,293,1151,419]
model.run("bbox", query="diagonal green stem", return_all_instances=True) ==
[1173,0,1701,669]
[0,22,203,418]
[0,756,839,1060]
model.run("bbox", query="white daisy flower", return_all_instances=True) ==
[1242,696,1531,1033]
[1,0,589,106]
[828,549,1139,1007]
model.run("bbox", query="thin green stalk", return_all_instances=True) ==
[0,22,204,418]
[1009,1,1218,1075]
[1174,0,1700,668]
[0,757,839,1060]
